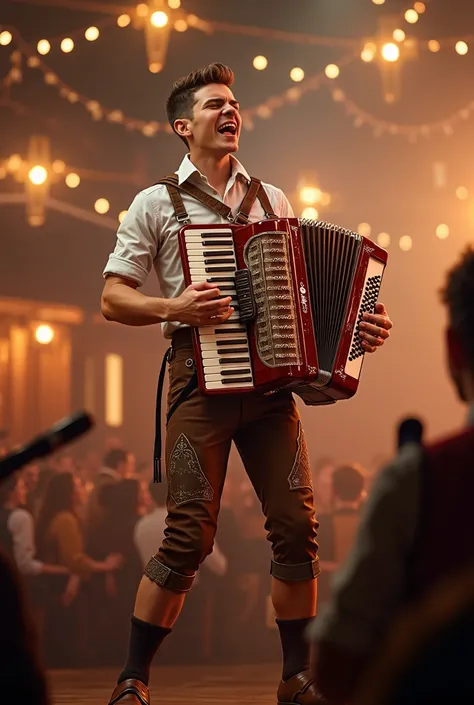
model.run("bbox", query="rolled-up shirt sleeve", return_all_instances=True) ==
[8,509,44,577]
[103,188,161,287]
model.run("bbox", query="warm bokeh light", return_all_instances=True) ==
[85,26,100,41]
[300,187,322,205]
[393,29,406,42]
[60,38,74,53]
[95,198,110,214]
[28,165,48,185]
[377,232,391,248]
[149,62,163,73]
[358,223,372,237]
[117,14,131,27]
[136,3,148,17]
[372,0,385,4]
[174,19,188,32]
[150,11,168,27]
[253,55,268,70]
[456,186,469,200]
[404,9,419,24]
[361,42,376,62]
[320,192,332,207]
[428,39,440,52]
[65,172,80,188]
[35,324,54,345]
[381,42,400,62]
[118,210,128,223]
[436,224,450,239]
[37,39,51,55]
[7,154,22,172]
[325,64,340,79]
[399,235,413,251]
[168,0,181,7]
[52,160,65,174]
[0,167,6,179]
[414,1,426,12]
[301,207,319,220]
[290,67,305,82]
[455,41,468,55]
[0,31,13,46]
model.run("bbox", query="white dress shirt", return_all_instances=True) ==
[7,508,43,577]
[103,154,294,338]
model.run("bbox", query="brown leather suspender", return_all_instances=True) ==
[157,173,277,225]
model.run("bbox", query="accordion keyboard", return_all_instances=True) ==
[184,228,255,391]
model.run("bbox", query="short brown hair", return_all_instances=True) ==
[441,245,474,370]
[166,62,234,145]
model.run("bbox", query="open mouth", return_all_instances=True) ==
[217,121,238,137]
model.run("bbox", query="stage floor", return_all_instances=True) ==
[49,664,281,704]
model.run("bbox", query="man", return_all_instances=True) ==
[101,63,392,705]
[309,245,474,704]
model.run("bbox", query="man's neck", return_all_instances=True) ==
[189,151,232,197]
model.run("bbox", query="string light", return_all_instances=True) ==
[301,207,319,219]
[381,43,400,62]
[253,55,268,70]
[393,29,406,42]
[94,198,110,214]
[404,9,419,24]
[325,64,340,79]
[377,232,390,248]
[0,31,13,46]
[361,42,376,62]
[455,41,468,55]
[399,235,413,251]
[60,38,74,53]
[35,324,54,345]
[136,3,148,18]
[85,27,100,41]
[300,187,322,205]
[118,210,128,223]
[52,160,66,174]
[150,11,169,28]
[357,223,372,237]
[372,0,385,4]
[174,20,188,32]
[290,67,305,82]
[65,172,80,188]
[413,1,426,12]
[28,165,48,185]
[456,186,469,200]
[168,0,181,7]
[117,14,131,27]
[436,224,450,239]
[428,40,441,52]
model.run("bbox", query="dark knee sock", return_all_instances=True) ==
[118,616,172,686]
[276,617,312,682]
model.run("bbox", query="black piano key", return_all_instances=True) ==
[217,339,247,347]
[221,368,252,376]
[222,377,253,384]
[205,266,236,272]
[203,250,233,257]
[219,357,250,364]
[200,232,232,238]
[204,258,236,265]
[202,240,233,246]
[217,347,249,355]
[207,277,236,283]
[213,327,246,334]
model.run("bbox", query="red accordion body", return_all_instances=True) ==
[178,218,388,406]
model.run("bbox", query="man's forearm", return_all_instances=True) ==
[101,283,171,326]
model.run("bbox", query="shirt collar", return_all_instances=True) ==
[175,153,250,187]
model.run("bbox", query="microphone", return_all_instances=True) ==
[0,411,94,481]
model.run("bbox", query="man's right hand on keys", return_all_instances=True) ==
[166,281,234,325]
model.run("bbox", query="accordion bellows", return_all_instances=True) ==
[179,217,388,405]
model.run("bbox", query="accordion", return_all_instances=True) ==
[178,218,388,405]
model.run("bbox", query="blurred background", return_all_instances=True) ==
[0,0,473,671]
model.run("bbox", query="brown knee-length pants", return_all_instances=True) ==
[144,330,320,593]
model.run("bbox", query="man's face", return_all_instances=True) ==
[176,83,241,155]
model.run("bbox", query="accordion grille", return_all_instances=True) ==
[244,232,302,367]
[300,219,362,374]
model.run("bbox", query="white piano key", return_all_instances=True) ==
[205,380,254,390]
[201,350,249,359]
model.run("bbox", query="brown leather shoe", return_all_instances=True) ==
[108,679,150,705]
[277,670,327,704]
